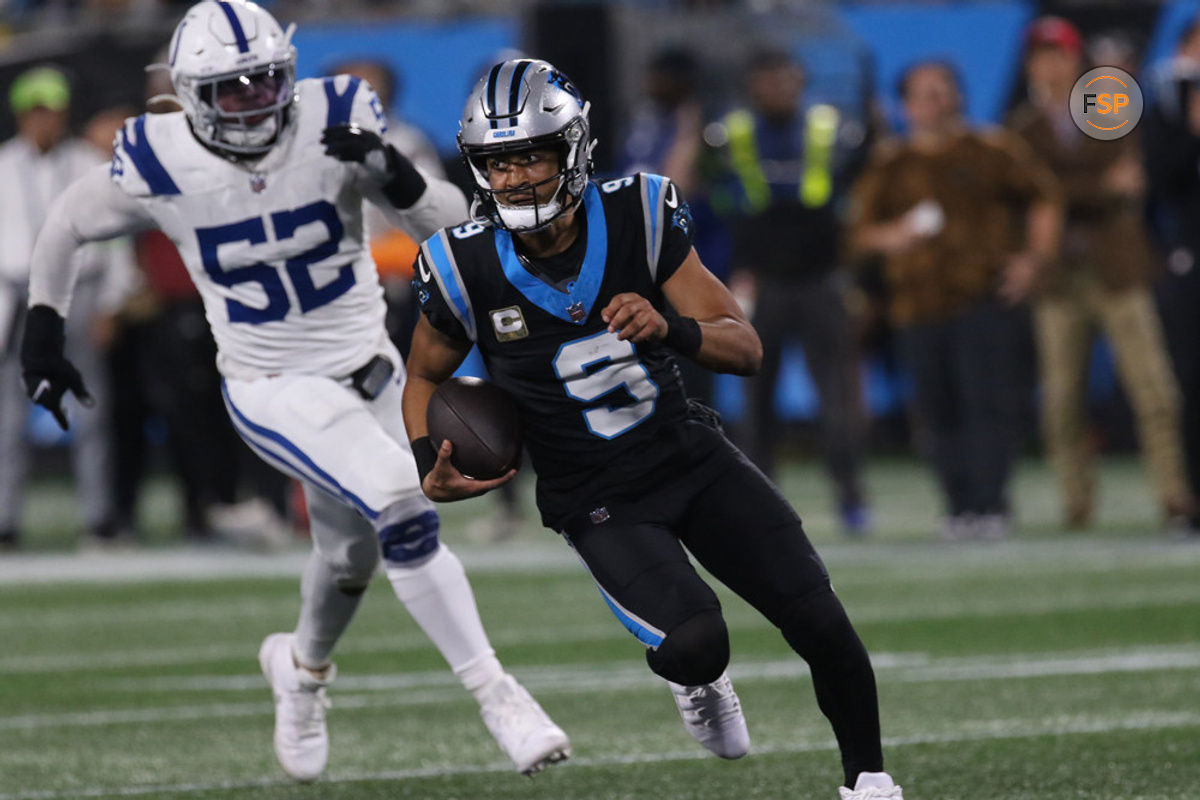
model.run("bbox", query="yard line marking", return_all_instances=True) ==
[6,578,1199,673]
[4,647,1199,731]
[90,644,1200,695]
[5,579,1197,634]
[0,542,581,585]
[0,623,627,674]
[2,538,1199,586]
[1,710,1198,800]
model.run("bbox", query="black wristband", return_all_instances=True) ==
[381,145,427,209]
[21,305,66,360]
[412,436,438,484]
[663,312,702,356]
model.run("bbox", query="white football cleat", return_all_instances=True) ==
[259,633,335,783]
[839,771,904,799]
[477,674,571,775]
[668,671,750,759]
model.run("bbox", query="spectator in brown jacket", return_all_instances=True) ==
[1007,16,1195,532]
[848,61,1061,540]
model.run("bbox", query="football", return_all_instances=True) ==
[426,376,522,480]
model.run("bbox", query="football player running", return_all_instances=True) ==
[403,58,903,800]
[20,1,569,783]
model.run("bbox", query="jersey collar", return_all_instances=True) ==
[494,182,607,325]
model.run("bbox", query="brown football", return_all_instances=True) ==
[426,376,521,480]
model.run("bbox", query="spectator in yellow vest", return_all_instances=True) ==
[708,47,875,535]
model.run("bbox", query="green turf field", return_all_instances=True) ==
[1,457,1198,799]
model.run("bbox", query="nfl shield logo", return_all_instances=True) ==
[567,302,586,322]
[250,174,267,193]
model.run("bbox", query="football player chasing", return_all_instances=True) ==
[403,58,904,799]
[19,0,569,783]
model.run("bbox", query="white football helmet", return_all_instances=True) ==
[458,58,595,232]
[166,0,296,157]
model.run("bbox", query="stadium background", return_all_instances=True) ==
[1,4,1198,799]
[2,0,1197,451]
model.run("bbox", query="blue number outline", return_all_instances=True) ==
[198,217,288,324]
[271,202,350,313]
[196,200,352,324]
[552,330,659,440]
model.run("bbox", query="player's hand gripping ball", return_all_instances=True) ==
[427,377,522,480]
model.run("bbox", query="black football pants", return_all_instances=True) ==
[562,432,884,785]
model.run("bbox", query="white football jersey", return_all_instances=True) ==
[108,75,460,379]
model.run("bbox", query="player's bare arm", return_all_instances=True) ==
[402,316,515,502]
[619,247,762,376]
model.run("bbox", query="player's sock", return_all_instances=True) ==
[292,551,368,668]
[385,545,503,690]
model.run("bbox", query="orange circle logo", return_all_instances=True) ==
[1070,67,1143,140]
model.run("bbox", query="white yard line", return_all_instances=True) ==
[0,622,629,674]
[1,709,1198,800]
[5,575,1198,672]
[1,538,1199,586]
[0,542,580,585]
[3,647,1198,732]
[2,578,1196,635]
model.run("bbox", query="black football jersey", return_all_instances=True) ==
[413,173,707,525]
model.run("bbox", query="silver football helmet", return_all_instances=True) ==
[166,0,296,157]
[458,58,595,232]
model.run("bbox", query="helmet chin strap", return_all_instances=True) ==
[486,171,585,233]
[188,107,287,161]
[218,113,280,150]
[495,197,564,233]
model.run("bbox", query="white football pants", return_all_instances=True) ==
[221,347,501,687]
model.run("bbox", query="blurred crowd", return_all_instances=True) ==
[614,13,1199,542]
[2,4,1199,550]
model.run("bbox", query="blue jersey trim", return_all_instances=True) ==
[221,381,379,520]
[597,585,664,647]
[119,117,180,196]
[215,1,250,53]
[423,231,477,341]
[323,76,361,128]
[644,173,664,260]
[494,182,607,325]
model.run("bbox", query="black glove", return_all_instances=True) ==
[321,124,427,208]
[20,304,92,431]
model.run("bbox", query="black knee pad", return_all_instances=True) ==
[645,609,730,686]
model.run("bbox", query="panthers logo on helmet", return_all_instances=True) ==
[458,58,597,234]
[547,70,584,107]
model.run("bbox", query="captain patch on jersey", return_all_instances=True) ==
[412,172,700,518]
